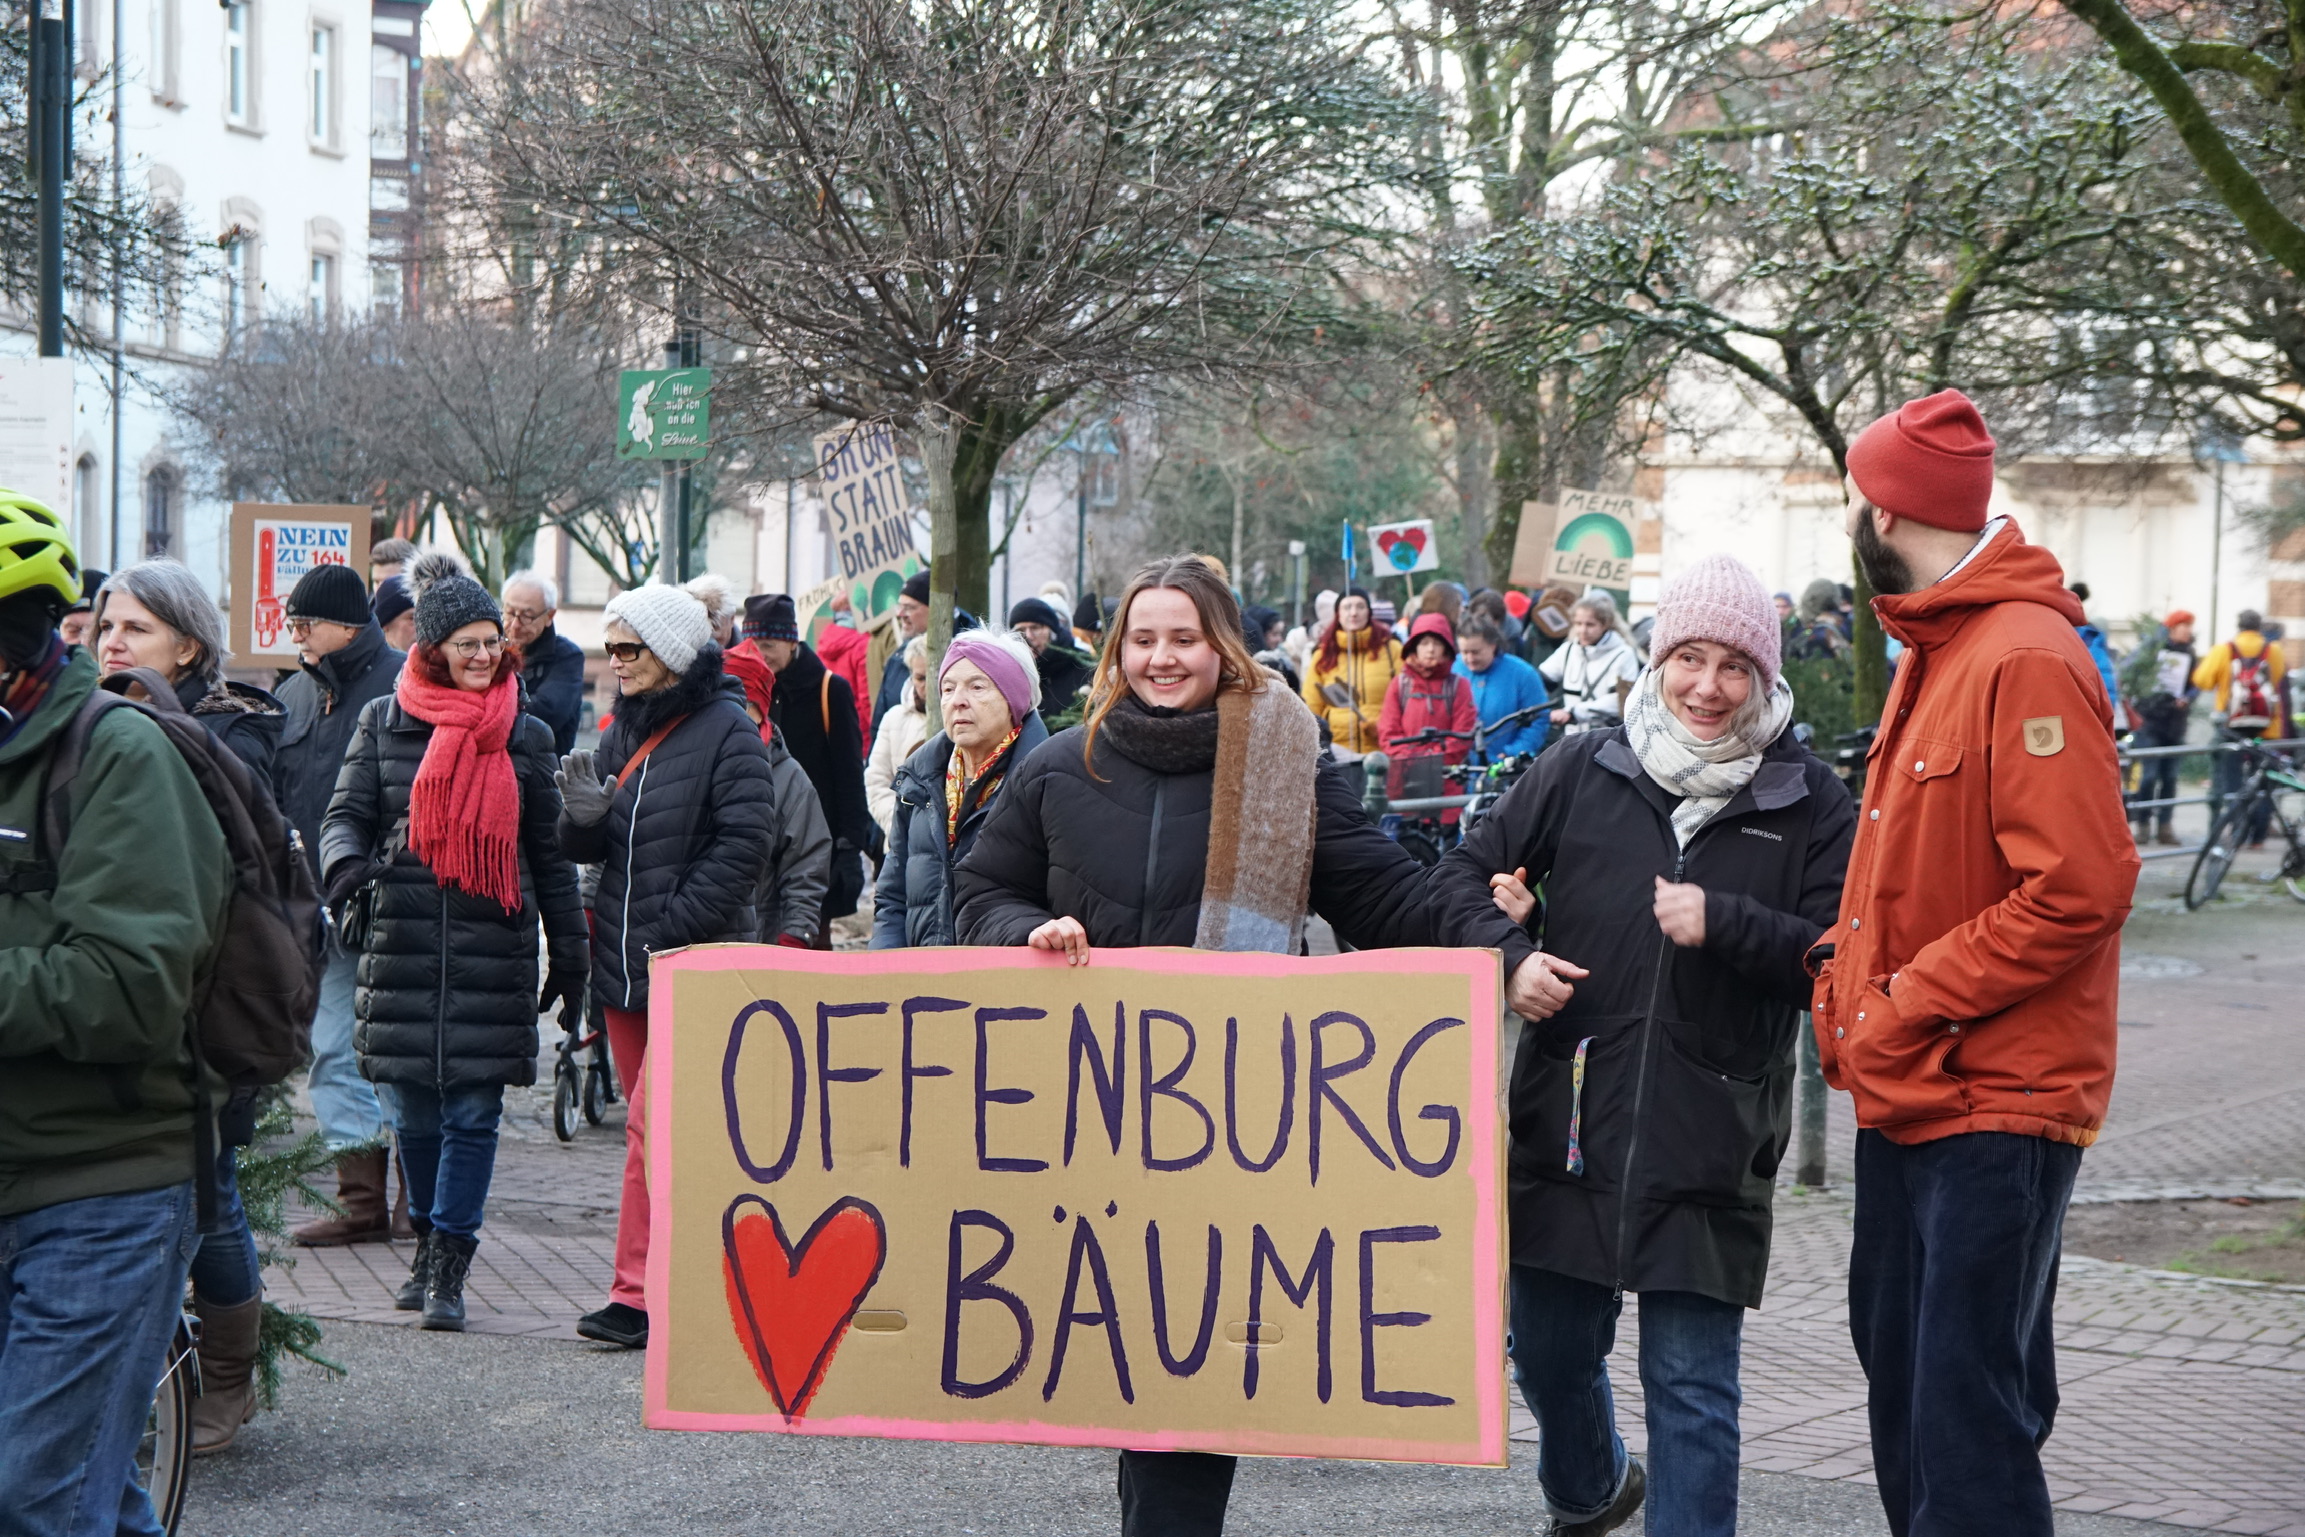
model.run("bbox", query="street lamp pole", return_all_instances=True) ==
[32,0,72,359]
[1074,443,1088,607]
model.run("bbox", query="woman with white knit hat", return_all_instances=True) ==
[555,582,781,1349]
[1429,552,1855,1537]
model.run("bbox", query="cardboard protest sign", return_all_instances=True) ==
[227,503,370,663]
[645,945,1506,1467]
[815,422,922,623]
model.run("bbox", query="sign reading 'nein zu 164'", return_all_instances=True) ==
[644,946,1506,1467]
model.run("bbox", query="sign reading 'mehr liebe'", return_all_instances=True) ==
[643,945,1507,1466]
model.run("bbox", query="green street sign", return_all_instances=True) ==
[617,368,712,461]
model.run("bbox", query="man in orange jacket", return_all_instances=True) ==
[1811,389,2139,1537]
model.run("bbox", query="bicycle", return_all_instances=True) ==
[1377,704,1551,867]
[135,1311,198,1536]
[552,996,621,1142]
[2184,737,2305,909]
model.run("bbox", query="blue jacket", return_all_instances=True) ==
[1455,650,1550,759]
[2075,623,2118,708]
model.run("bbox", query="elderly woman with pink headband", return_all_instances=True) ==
[871,628,1045,949]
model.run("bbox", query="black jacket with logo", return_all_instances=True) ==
[1428,724,1854,1307]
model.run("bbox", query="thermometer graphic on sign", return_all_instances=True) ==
[254,528,283,648]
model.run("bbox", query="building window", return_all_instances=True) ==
[148,0,180,103]
[225,2,253,126]
[370,259,401,318]
[309,254,335,321]
[145,468,177,559]
[224,239,247,340]
[370,44,409,159]
[310,23,336,145]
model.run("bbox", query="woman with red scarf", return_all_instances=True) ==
[320,554,587,1332]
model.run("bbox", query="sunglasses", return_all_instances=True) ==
[604,641,653,662]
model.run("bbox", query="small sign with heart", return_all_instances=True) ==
[1368,519,1438,575]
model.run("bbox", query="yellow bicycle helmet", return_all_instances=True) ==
[0,490,81,610]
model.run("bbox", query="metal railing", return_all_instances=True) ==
[2118,736,2303,859]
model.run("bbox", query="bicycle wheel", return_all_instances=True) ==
[552,1062,580,1143]
[137,1320,195,1536]
[2186,801,2249,909]
[583,1061,610,1126]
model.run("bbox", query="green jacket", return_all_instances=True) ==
[0,650,231,1215]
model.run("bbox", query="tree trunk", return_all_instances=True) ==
[1484,409,1543,587]
[919,404,1027,690]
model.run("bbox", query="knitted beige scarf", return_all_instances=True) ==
[1195,672,1320,954]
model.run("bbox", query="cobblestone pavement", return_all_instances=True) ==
[270,850,2305,1533]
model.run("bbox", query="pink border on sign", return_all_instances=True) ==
[640,944,1507,1467]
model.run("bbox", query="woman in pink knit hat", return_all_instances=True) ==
[1427,551,1854,1537]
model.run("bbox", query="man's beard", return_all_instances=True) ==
[1852,513,1915,597]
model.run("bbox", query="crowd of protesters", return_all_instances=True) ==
[6,386,2253,1537]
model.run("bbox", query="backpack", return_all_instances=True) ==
[2228,648,2276,733]
[36,668,324,1087]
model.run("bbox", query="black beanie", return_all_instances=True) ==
[286,563,371,627]
[1072,592,1102,633]
[408,551,502,648]
[901,570,930,606]
[744,593,799,643]
[1007,597,1070,635]
[372,574,414,627]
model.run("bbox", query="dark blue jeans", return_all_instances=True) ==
[0,1181,201,1537]
[376,1082,504,1241]
[1851,1130,2081,1537]
[1510,1264,1745,1535]
[188,1146,261,1307]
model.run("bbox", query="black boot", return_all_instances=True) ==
[394,1230,436,1312]
[422,1232,478,1332]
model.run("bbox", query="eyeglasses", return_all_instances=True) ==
[504,606,549,624]
[284,616,348,637]
[445,635,508,659]
[603,641,652,662]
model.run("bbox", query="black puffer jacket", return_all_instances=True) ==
[953,702,1431,949]
[318,682,587,1090]
[561,648,779,1011]
[176,673,285,793]
[873,713,1050,950]
[276,621,404,877]
[1428,723,1854,1308]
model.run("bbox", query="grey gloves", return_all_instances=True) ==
[557,749,615,826]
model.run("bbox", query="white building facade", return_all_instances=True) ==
[0,0,376,598]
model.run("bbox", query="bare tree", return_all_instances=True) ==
[0,11,197,348]
[1465,13,2183,711]
[170,311,652,591]
[459,0,1420,648]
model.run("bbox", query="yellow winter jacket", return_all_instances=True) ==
[1301,625,1403,754]
[2193,630,2289,737]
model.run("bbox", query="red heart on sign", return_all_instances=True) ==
[723,1195,888,1419]
[1375,526,1427,559]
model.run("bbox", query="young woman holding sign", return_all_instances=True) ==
[954,555,1434,1537]
[1428,554,1852,1537]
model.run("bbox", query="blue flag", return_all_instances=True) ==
[1341,520,1357,586]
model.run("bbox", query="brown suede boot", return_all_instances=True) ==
[291,1147,391,1245]
[190,1294,262,1456]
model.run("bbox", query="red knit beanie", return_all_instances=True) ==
[1846,389,1998,533]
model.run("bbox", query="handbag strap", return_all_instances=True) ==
[612,714,690,789]
[820,672,832,736]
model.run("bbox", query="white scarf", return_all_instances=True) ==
[1622,666,1795,847]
